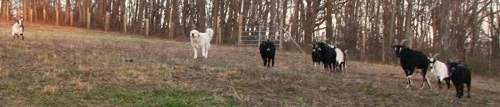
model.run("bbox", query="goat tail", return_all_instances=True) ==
[206,28,214,40]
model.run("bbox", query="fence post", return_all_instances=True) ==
[238,14,243,46]
[145,18,149,36]
[168,9,173,39]
[5,1,9,20]
[16,9,20,19]
[43,9,47,23]
[30,9,33,23]
[123,14,127,33]
[70,12,74,26]
[216,16,221,45]
[279,19,284,49]
[105,12,110,31]
[258,25,262,48]
[87,12,91,29]
[56,5,59,25]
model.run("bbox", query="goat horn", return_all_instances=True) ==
[429,53,433,57]
[447,59,453,63]
[394,39,398,45]
[333,42,338,46]
[399,39,408,45]
[433,53,440,58]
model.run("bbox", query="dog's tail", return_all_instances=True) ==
[206,28,214,41]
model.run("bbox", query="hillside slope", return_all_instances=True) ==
[0,23,499,106]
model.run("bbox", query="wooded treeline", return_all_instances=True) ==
[1,0,499,75]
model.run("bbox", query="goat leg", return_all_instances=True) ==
[263,58,268,67]
[425,73,432,90]
[271,58,274,67]
[406,76,412,88]
[467,83,471,98]
[437,78,442,89]
[420,71,432,90]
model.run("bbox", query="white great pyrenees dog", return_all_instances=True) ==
[190,28,214,59]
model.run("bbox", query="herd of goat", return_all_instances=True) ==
[257,37,471,99]
[11,17,472,99]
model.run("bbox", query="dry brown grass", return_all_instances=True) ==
[42,85,59,95]
[0,22,499,106]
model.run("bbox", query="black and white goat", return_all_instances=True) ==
[427,53,450,89]
[315,42,336,72]
[392,39,432,89]
[330,43,347,72]
[446,59,472,99]
[259,40,276,67]
[12,18,25,40]
[311,43,322,67]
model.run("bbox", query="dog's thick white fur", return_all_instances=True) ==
[190,28,214,59]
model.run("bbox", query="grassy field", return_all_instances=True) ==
[0,22,499,106]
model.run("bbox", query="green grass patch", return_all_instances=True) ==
[28,84,238,106]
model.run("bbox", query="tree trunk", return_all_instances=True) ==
[494,14,500,59]
[325,0,333,42]
[138,0,145,34]
[468,0,480,61]
[404,0,413,48]
[171,0,179,38]
[197,0,206,31]
[4,0,10,20]
[56,0,61,25]
[65,0,71,25]
[0,0,3,19]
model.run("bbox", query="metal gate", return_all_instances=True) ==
[238,26,282,49]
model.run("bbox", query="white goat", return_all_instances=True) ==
[12,18,25,40]
[428,53,450,89]
[330,43,346,72]
[190,28,214,59]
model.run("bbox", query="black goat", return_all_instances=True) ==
[259,40,276,67]
[315,42,336,72]
[311,43,322,67]
[446,59,471,99]
[392,39,432,89]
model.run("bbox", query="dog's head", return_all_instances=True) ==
[190,30,200,40]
